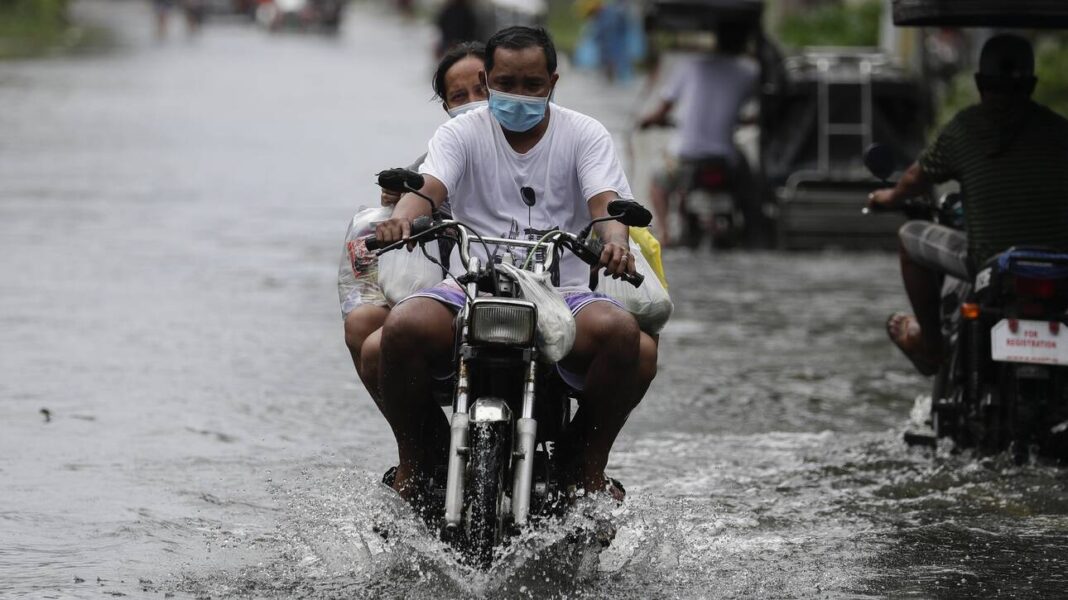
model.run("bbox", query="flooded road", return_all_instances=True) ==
[3,2,1068,597]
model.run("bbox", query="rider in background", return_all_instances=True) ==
[435,0,479,59]
[152,0,202,38]
[637,23,758,246]
[343,42,487,406]
[868,34,1068,375]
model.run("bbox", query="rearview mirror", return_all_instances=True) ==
[377,168,425,193]
[863,144,895,182]
[607,199,653,227]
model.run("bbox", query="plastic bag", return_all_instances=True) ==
[596,235,674,334]
[338,206,392,317]
[498,263,576,363]
[629,226,668,289]
[378,237,446,306]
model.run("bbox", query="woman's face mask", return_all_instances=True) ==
[487,88,550,132]
[447,100,487,119]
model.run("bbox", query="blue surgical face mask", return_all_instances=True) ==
[447,99,487,119]
[488,88,550,132]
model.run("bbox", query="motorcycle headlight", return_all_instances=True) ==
[468,299,537,347]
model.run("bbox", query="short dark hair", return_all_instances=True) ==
[975,34,1036,95]
[432,41,486,101]
[485,26,557,75]
[716,22,750,55]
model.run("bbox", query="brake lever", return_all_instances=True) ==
[577,238,645,288]
[861,197,933,220]
[361,216,440,254]
[361,235,412,254]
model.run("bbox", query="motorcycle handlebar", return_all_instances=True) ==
[362,234,384,252]
[361,215,434,252]
[638,118,676,131]
[581,238,645,288]
[362,219,645,288]
[863,197,932,221]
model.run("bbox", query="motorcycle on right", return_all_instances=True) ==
[864,144,1068,462]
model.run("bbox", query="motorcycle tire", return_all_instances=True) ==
[710,214,740,250]
[464,419,509,568]
[931,345,964,445]
[681,212,702,250]
[978,363,1014,457]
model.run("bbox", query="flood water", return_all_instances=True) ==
[3,2,1068,598]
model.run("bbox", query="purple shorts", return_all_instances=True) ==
[400,281,624,391]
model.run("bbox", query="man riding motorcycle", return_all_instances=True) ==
[371,26,658,503]
[867,34,1068,375]
[637,22,758,247]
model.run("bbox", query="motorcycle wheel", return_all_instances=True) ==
[931,345,964,446]
[464,419,509,568]
[710,214,740,250]
[681,211,703,250]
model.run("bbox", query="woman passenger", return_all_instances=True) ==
[342,42,488,405]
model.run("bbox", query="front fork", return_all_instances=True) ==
[443,358,471,529]
[511,360,538,527]
[444,260,480,530]
[442,356,540,529]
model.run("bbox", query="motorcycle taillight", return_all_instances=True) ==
[1013,275,1057,299]
[696,167,726,189]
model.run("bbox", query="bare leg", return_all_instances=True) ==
[155,7,168,38]
[566,331,657,442]
[344,305,390,399]
[559,304,652,495]
[638,332,659,386]
[898,238,944,360]
[378,298,454,497]
[184,5,201,35]
[650,177,672,246]
[359,329,384,402]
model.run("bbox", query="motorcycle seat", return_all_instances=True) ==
[987,246,1068,280]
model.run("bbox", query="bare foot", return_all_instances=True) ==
[886,312,940,376]
[390,465,425,503]
[575,470,625,503]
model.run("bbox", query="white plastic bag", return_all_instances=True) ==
[338,206,392,316]
[596,239,674,334]
[378,237,446,306]
[498,263,576,363]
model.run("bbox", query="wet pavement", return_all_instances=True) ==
[2,2,1068,598]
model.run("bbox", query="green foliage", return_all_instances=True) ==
[545,0,581,54]
[934,71,978,129]
[776,0,882,49]
[935,34,1068,130]
[1033,36,1068,119]
[0,0,71,57]
[0,0,68,30]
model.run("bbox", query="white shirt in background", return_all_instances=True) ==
[661,53,759,160]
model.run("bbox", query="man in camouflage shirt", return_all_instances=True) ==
[868,34,1068,375]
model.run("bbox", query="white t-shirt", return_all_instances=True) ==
[419,103,633,287]
[660,53,758,160]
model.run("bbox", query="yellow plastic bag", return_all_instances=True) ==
[629,226,669,289]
